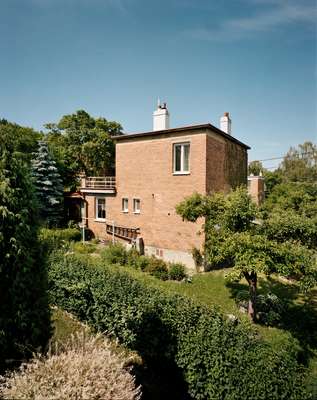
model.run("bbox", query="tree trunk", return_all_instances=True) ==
[243,272,257,322]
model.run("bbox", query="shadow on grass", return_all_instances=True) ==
[226,277,317,366]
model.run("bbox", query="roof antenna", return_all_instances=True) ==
[157,97,161,108]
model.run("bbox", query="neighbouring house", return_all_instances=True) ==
[79,102,250,270]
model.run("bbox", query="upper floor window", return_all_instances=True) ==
[133,198,140,214]
[96,197,106,220]
[173,143,190,174]
[122,198,129,213]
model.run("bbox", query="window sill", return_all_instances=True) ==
[173,171,190,175]
[133,211,140,214]
[122,210,129,213]
[94,219,106,222]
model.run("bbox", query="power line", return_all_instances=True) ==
[248,151,316,164]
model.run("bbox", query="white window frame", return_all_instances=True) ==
[122,198,129,213]
[173,142,190,174]
[95,197,106,221]
[133,198,141,214]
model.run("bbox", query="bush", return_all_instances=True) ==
[101,243,128,265]
[47,252,308,400]
[0,333,141,400]
[135,255,151,271]
[168,263,187,281]
[71,242,97,255]
[257,293,285,326]
[144,257,169,280]
[39,227,81,253]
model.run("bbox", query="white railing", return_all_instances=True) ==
[82,176,116,190]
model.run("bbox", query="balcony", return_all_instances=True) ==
[80,176,116,194]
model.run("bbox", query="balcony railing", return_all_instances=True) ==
[106,223,140,242]
[80,176,116,192]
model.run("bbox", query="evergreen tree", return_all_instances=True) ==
[0,125,51,372]
[32,141,63,227]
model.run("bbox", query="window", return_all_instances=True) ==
[122,198,129,213]
[133,198,140,214]
[96,197,106,220]
[173,143,190,174]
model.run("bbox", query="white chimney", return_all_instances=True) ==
[153,100,169,131]
[220,112,231,135]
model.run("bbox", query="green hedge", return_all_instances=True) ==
[47,251,308,400]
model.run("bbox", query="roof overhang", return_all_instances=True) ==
[112,123,250,150]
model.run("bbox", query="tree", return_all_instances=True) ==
[0,125,51,371]
[248,160,263,176]
[176,187,316,321]
[279,141,317,183]
[45,110,122,189]
[0,119,43,163]
[32,140,63,227]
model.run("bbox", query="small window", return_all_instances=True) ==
[133,198,140,214]
[96,197,106,220]
[122,198,129,213]
[173,143,190,174]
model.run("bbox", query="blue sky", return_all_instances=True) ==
[0,0,316,168]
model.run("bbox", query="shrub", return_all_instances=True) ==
[126,248,141,268]
[144,257,169,280]
[47,252,308,400]
[135,255,151,271]
[168,263,187,281]
[101,243,128,265]
[39,227,81,254]
[0,333,141,400]
[71,242,97,255]
[257,293,285,326]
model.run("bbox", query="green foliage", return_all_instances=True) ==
[0,119,42,164]
[70,242,97,254]
[261,210,317,249]
[144,257,169,281]
[31,140,64,227]
[101,243,128,265]
[45,110,122,190]
[168,263,187,281]
[0,131,51,371]
[263,182,317,217]
[47,252,308,399]
[257,293,285,326]
[177,187,316,321]
[279,141,317,183]
[248,160,263,175]
[38,227,81,254]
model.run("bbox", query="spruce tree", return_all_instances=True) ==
[32,140,63,227]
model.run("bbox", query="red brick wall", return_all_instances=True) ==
[104,130,207,252]
[206,132,248,194]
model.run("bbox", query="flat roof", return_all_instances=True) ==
[112,123,250,150]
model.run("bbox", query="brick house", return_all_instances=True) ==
[79,103,250,270]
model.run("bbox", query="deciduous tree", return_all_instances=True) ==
[176,187,316,321]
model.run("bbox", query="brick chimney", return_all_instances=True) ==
[153,99,169,131]
[220,112,231,135]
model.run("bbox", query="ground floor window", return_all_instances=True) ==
[122,198,129,212]
[96,197,106,220]
[133,198,140,214]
